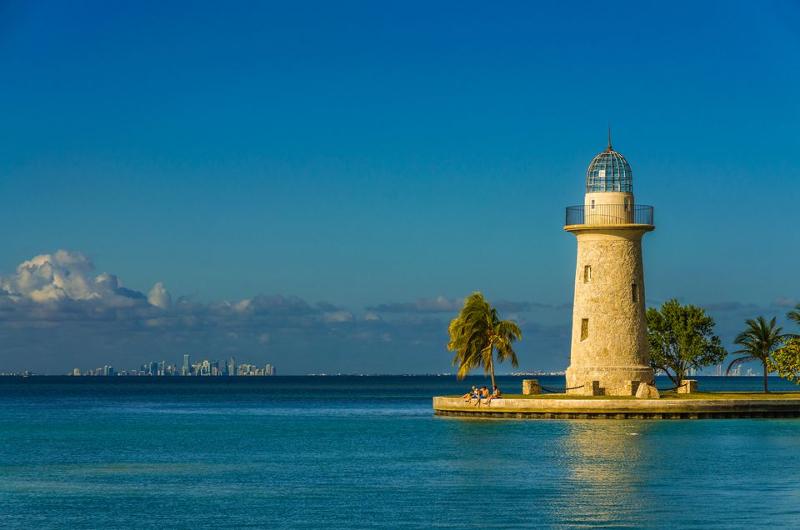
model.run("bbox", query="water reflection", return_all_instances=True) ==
[555,421,655,527]
[435,418,661,527]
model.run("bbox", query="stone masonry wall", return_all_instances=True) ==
[565,227,654,394]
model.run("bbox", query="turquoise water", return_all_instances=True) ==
[1,376,799,529]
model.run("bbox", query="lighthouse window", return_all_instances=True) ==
[583,265,592,283]
[631,283,638,302]
[591,200,595,209]
[624,198,630,211]
[580,319,589,341]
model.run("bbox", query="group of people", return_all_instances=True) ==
[462,385,502,406]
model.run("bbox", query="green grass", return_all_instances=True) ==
[446,394,634,400]
[657,391,800,400]
[445,391,800,401]
[502,394,638,400]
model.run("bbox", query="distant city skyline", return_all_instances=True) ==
[0,1,799,373]
[64,353,276,377]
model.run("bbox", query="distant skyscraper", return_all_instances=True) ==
[227,357,236,377]
[182,354,190,376]
[265,363,274,376]
[150,361,159,376]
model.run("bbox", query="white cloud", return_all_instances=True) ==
[233,299,251,313]
[0,253,355,332]
[11,250,96,302]
[0,250,149,308]
[366,296,463,314]
[323,310,354,323]
[147,282,172,309]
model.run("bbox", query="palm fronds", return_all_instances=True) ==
[447,292,522,388]
[788,304,800,326]
[730,316,786,392]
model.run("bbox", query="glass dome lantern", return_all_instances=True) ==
[585,146,633,193]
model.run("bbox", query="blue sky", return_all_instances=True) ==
[0,1,799,373]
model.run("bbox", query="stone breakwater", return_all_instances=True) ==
[432,395,800,419]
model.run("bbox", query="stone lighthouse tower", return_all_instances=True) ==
[564,136,655,396]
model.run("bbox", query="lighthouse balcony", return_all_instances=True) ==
[565,204,654,227]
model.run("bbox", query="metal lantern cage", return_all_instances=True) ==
[585,149,633,193]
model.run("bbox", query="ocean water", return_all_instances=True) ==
[1,375,799,529]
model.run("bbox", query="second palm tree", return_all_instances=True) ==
[727,316,785,392]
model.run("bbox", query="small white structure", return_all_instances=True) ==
[564,136,655,396]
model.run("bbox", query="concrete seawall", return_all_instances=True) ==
[433,396,800,419]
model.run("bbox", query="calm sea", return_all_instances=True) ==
[1,375,799,529]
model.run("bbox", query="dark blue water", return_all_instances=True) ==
[1,376,799,529]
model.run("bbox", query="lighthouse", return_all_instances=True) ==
[564,136,655,396]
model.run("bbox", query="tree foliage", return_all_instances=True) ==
[646,299,727,387]
[447,292,521,389]
[772,305,800,384]
[771,338,800,384]
[728,316,785,392]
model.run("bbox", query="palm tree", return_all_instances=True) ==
[727,316,785,392]
[788,304,800,336]
[447,292,522,390]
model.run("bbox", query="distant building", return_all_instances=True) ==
[88,353,272,377]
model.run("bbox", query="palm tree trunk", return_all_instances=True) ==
[488,352,496,390]
[763,359,769,393]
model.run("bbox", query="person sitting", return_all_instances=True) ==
[471,386,482,404]
[462,386,477,402]
[475,386,489,406]
[484,385,502,405]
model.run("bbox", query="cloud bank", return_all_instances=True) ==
[2,250,793,375]
[365,296,551,314]
[0,251,497,374]
[1,250,149,307]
